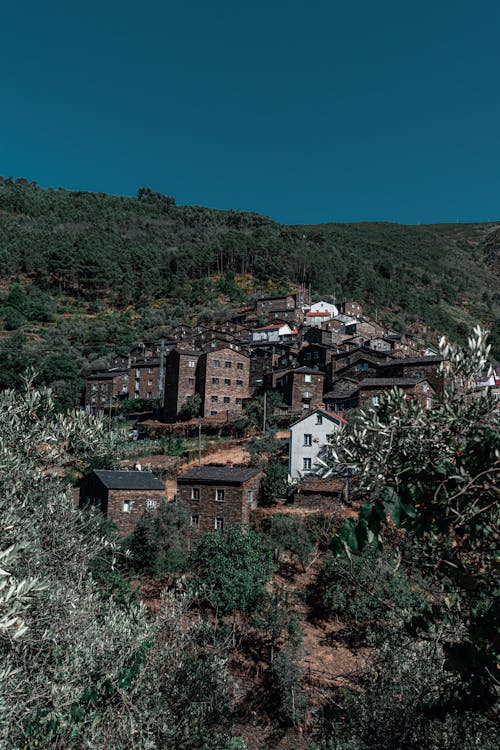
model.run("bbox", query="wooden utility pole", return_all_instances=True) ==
[198,417,202,466]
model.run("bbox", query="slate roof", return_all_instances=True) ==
[358,377,427,388]
[93,470,165,490]
[177,466,263,485]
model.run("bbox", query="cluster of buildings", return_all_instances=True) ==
[80,291,453,541]
[85,292,443,422]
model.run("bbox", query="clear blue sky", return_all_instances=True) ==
[1,1,499,224]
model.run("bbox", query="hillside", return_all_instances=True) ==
[0,179,499,402]
[0,180,498,336]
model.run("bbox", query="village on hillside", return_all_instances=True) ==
[80,291,499,536]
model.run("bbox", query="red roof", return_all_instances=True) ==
[254,324,282,331]
[306,311,331,317]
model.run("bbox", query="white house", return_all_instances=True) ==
[310,300,339,318]
[288,408,347,480]
[251,322,293,343]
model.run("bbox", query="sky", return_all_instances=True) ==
[1,1,499,225]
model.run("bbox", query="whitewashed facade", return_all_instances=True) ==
[288,408,347,480]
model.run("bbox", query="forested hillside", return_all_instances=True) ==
[0,179,498,338]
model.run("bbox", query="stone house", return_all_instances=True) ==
[163,348,201,421]
[79,470,166,535]
[196,347,250,417]
[378,356,445,393]
[85,369,129,412]
[323,377,360,412]
[298,343,336,369]
[288,408,347,479]
[341,301,363,318]
[255,294,297,320]
[274,367,325,413]
[177,465,264,538]
[129,357,162,401]
[357,377,436,409]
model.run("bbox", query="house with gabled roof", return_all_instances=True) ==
[80,469,166,535]
[289,408,347,480]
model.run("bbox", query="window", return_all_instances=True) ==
[304,434,312,446]
[235,398,242,405]
[372,394,380,406]
[210,410,218,415]
[223,397,230,404]
[136,369,140,378]
[216,488,225,502]
[211,395,218,403]
[327,433,335,444]
[426,397,432,410]
[224,378,231,386]
[303,400,311,410]
[191,487,200,500]
[423,382,428,393]
[190,514,199,528]
[212,377,219,385]
[237,362,244,370]
[316,414,323,425]
[188,360,196,368]
[92,384,97,391]
[215,516,224,531]
[147,392,152,399]
[303,458,312,471]
[148,367,153,374]
[213,359,220,368]
[304,374,312,383]
[247,489,254,504]
[147,379,153,386]
[123,500,130,513]
[236,379,243,387]
[91,395,97,403]
[146,499,156,510]
[225,361,232,369]
[188,377,195,385]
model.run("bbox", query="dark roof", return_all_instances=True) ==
[289,408,348,428]
[87,369,128,381]
[256,294,295,301]
[379,356,443,366]
[177,465,263,485]
[291,366,326,376]
[358,377,428,388]
[93,470,165,490]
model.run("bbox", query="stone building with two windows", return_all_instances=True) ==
[176,465,264,539]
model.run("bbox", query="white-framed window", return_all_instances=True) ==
[214,516,224,531]
[372,395,380,406]
[304,434,312,446]
[123,500,131,513]
[190,514,199,528]
[147,379,153,386]
[146,499,156,510]
[303,458,312,471]
[247,489,254,504]
[136,369,140,378]
[303,400,311,410]
[304,374,312,383]
[216,488,225,502]
[237,362,244,370]
[191,487,200,500]
[92,384,97,391]
[148,367,153,374]
[188,360,196,368]
[426,397,432,410]
[423,382,428,393]
[213,359,220,368]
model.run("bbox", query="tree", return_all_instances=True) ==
[268,513,314,571]
[179,392,202,420]
[127,499,188,576]
[320,327,499,710]
[190,526,274,628]
[244,390,284,431]
[0,378,245,749]
[262,459,288,503]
